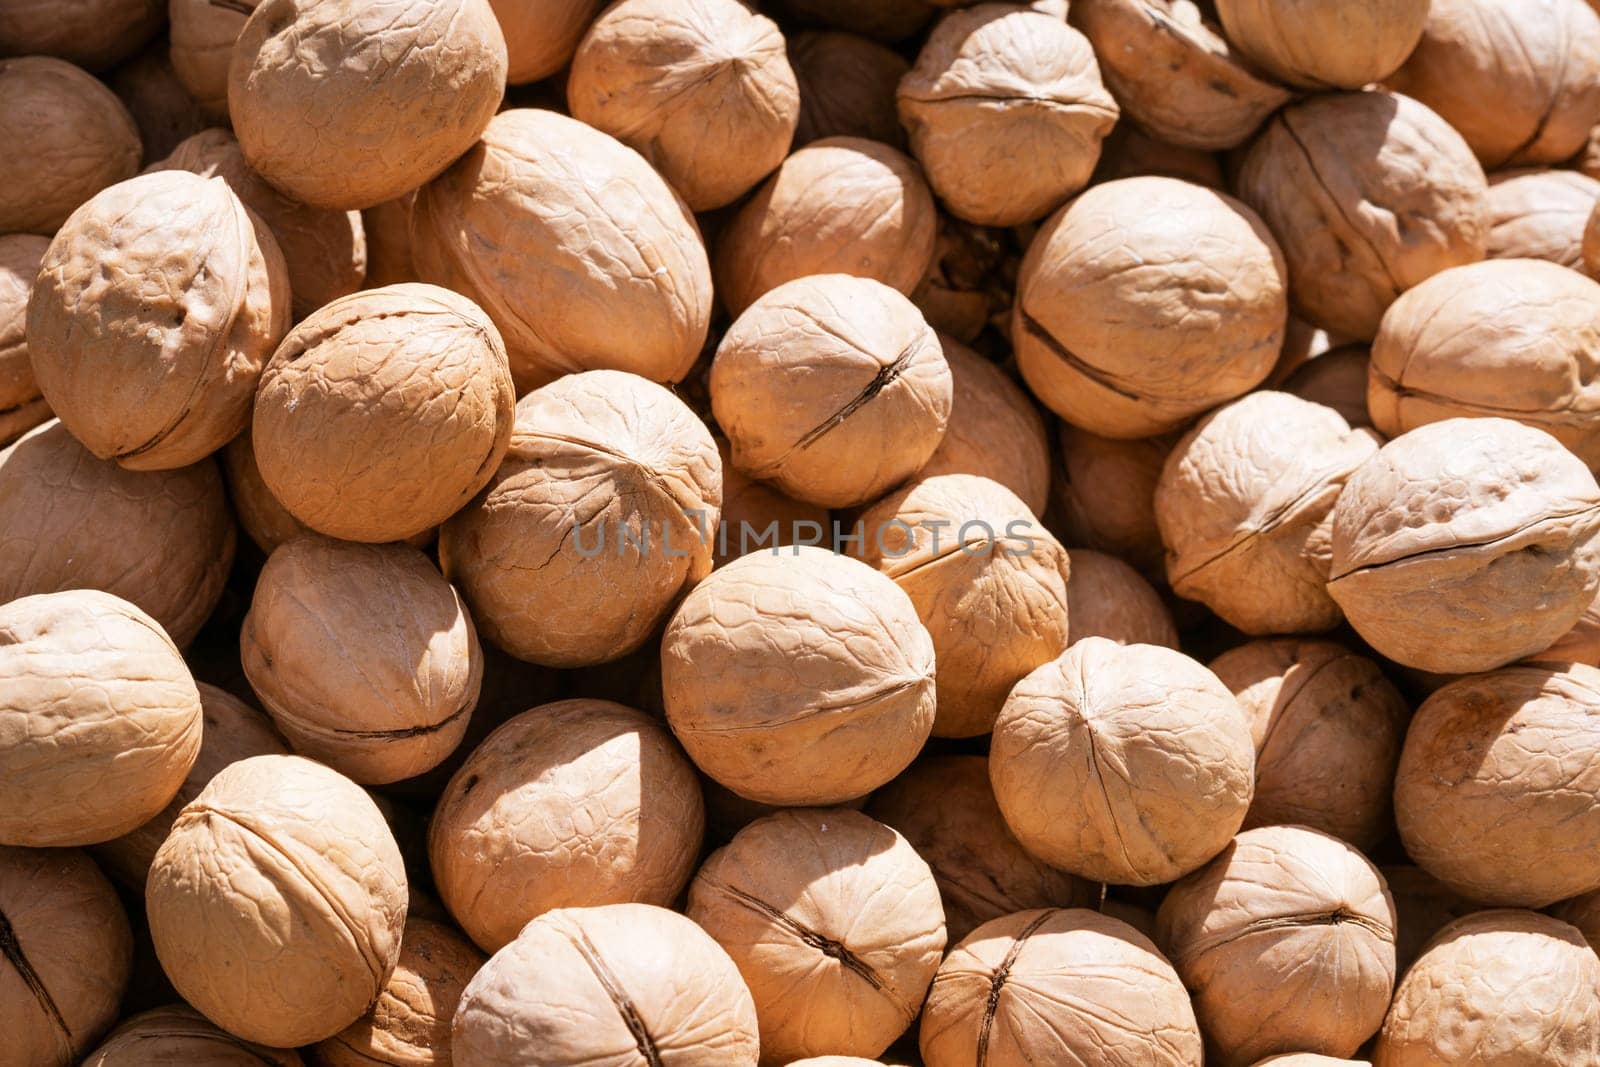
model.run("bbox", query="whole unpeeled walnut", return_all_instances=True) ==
[0,590,201,847]
[489,0,602,83]
[0,56,141,235]
[252,284,514,544]
[0,234,50,446]
[1208,639,1408,849]
[920,909,1202,1067]
[442,370,718,668]
[1486,169,1600,268]
[148,754,408,1047]
[990,638,1255,885]
[1014,177,1286,438]
[898,3,1118,226]
[1236,90,1489,341]
[867,755,1090,943]
[850,474,1071,737]
[1374,910,1600,1065]
[1282,346,1373,429]
[1055,426,1173,574]
[430,699,704,953]
[412,109,712,392]
[713,137,938,317]
[228,0,507,210]
[84,1005,302,1066]
[791,31,909,147]
[1156,826,1399,1066]
[27,170,290,471]
[1156,392,1378,634]
[169,0,250,118]
[242,536,482,785]
[1368,259,1600,468]
[0,0,161,70]
[1065,549,1178,648]
[1326,418,1600,674]
[107,45,211,163]
[1389,0,1600,170]
[1394,664,1600,907]
[453,903,759,1066]
[663,547,936,806]
[711,274,952,508]
[1381,866,1484,982]
[689,809,946,1065]
[1215,0,1427,89]
[568,0,799,211]
[0,845,133,1067]
[0,421,236,647]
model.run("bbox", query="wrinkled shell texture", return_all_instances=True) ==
[1389,0,1600,169]
[714,136,938,318]
[452,903,760,1066]
[412,108,712,392]
[221,429,314,554]
[169,0,250,118]
[851,474,1070,737]
[662,547,936,805]
[989,637,1256,885]
[0,233,50,445]
[84,1004,303,1066]
[1369,259,1600,468]
[490,0,603,83]
[0,844,133,1067]
[568,0,800,211]
[898,3,1119,226]
[1156,826,1399,1066]
[229,0,508,210]
[712,274,952,508]
[1156,392,1378,633]
[0,590,201,847]
[430,699,704,953]
[1236,90,1489,341]
[1327,418,1600,674]
[1056,425,1172,574]
[1394,664,1600,907]
[148,755,408,1047]
[0,420,236,647]
[1210,639,1407,850]
[0,56,141,235]
[1068,0,1291,150]
[1064,548,1179,649]
[1091,123,1227,189]
[253,283,514,543]
[688,809,946,1064]
[1282,345,1373,430]
[1015,177,1286,438]
[1486,168,1600,268]
[920,908,1202,1067]
[1374,910,1600,1065]
[241,536,483,785]
[790,31,909,147]
[1215,0,1428,89]
[28,170,291,471]
[441,369,720,668]
[866,755,1089,944]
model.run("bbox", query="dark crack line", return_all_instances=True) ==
[0,907,73,1057]
[568,928,663,1067]
[977,910,1053,1067]
[709,880,889,994]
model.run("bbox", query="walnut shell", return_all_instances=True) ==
[1065,548,1179,648]
[252,283,514,544]
[910,216,1012,342]
[1388,0,1600,170]
[1014,177,1286,437]
[27,170,290,470]
[228,0,507,210]
[412,108,712,392]
[1208,639,1408,849]
[1486,168,1600,268]
[1281,345,1373,430]
[0,56,141,235]
[0,420,236,647]
[713,437,829,570]
[867,755,1091,944]
[775,0,933,41]
[1326,418,1600,674]
[147,754,408,1047]
[1236,90,1489,341]
[452,903,760,1066]
[0,0,162,70]
[1380,865,1485,976]
[0,845,133,1067]
[0,234,50,447]
[241,536,482,785]
[1090,122,1226,188]
[429,699,704,953]
[362,193,417,289]
[568,0,799,211]
[84,1004,303,1066]
[920,908,1203,1067]
[850,473,1071,737]
[1394,664,1600,907]
[1054,425,1173,574]
[898,3,1118,226]
[1215,0,1428,89]
[1373,910,1600,1065]
[1156,826,1398,1066]
[1533,586,1600,666]
[1368,259,1600,468]
[1156,392,1378,633]
[713,137,938,318]
[688,808,946,1065]
[711,274,952,508]
[791,31,909,148]
[441,369,719,668]
[662,546,936,806]
[169,0,250,118]
[990,637,1256,885]
[489,0,602,83]
[1553,890,1600,953]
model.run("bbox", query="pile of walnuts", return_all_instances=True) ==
[6,0,1600,1064]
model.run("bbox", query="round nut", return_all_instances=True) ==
[489,0,603,84]
[1090,122,1226,188]
[1532,587,1600,667]
[1064,548,1178,648]
[84,1005,301,1066]
[1281,345,1372,429]
[1054,425,1173,575]
[169,0,250,118]
[0,0,162,70]
[713,437,830,570]
[1215,0,1428,89]
[0,234,51,447]
[106,45,211,163]
[1486,168,1600,268]
[791,31,909,148]
[361,193,417,289]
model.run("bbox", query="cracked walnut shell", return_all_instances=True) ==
[1486,168,1600,268]
[1064,549,1178,649]
[84,1005,302,1066]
